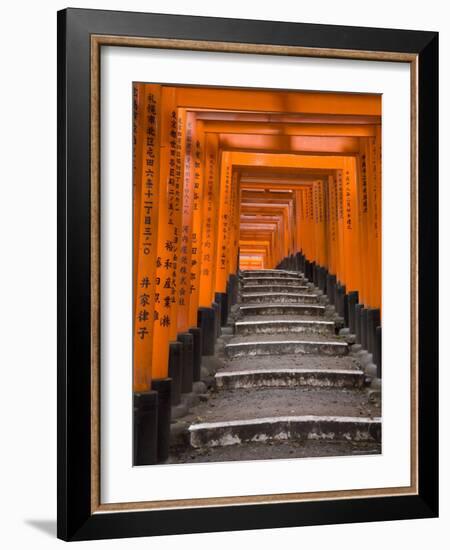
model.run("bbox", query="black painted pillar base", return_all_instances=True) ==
[347,291,359,334]
[375,326,382,377]
[216,291,228,327]
[168,341,182,405]
[334,283,341,315]
[355,303,363,344]
[312,262,318,286]
[299,252,305,273]
[212,300,221,338]
[151,378,172,463]
[327,274,336,305]
[360,307,368,350]
[367,308,381,355]
[197,307,215,356]
[304,259,311,281]
[225,280,231,319]
[177,332,193,394]
[189,326,202,382]
[133,391,158,466]
[316,266,322,290]
[366,309,375,353]
[343,292,349,326]
[318,267,327,294]
[335,284,346,318]
[228,274,239,307]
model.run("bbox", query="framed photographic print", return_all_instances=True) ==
[57,8,438,541]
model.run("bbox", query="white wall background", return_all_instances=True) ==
[0,1,446,547]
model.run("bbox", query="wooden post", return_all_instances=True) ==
[133,84,161,392]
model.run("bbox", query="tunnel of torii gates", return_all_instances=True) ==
[133,83,382,443]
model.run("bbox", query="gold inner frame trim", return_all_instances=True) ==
[90,34,419,514]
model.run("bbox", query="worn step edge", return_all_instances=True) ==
[235,319,334,335]
[225,339,348,357]
[242,285,310,291]
[243,281,308,285]
[240,304,326,316]
[241,293,319,304]
[241,281,307,287]
[189,415,381,448]
[242,292,319,298]
[242,276,305,282]
[235,320,335,336]
[242,270,303,276]
[215,368,364,389]
[242,269,301,273]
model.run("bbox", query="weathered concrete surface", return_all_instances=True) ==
[240,303,326,317]
[241,292,320,305]
[184,386,380,422]
[225,340,348,358]
[220,354,363,372]
[168,439,381,463]
[235,318,335,336]
[241,314,334,323]
[241,284,310,294]
[241,276,306,286]
[225,334,348,358]
[168,268,381,462]
[242,270,304,279]
[215,368,364,389]
[189,415,381,448]
[229,333,345,344]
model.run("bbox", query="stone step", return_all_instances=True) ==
[168,437,381,463]
[240,303,326,316]
[235,318,335,336]
[168,438,381,463]
[188,385,379,420]
[241,292,319,305]
[241,284,310,294]
[220,353,363,372]
[215,367,364,389]
[189,415,381,448]
[241,276,306,286]
[242,269,304,278]
[225,337,348,358]
[185,385,380,448]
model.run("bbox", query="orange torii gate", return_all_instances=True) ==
[239,202,294,267]
[190,100,380,300]
[233,149,381,338]
[231,152,362,291]
[239,214,282,266]
[200,120,379,137]
[132,83,382,466]
[199,116,379,278]
[175,86,381,116]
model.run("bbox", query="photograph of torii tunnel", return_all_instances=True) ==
[133,83,382,466]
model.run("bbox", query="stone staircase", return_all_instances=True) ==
[168,268,381,463]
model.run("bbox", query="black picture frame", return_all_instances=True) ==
[57,8,438,541]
